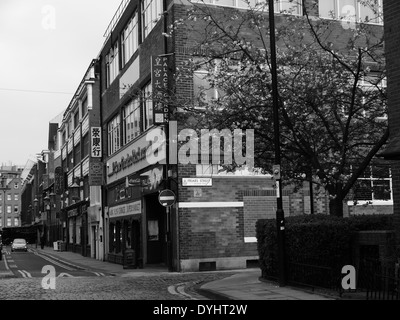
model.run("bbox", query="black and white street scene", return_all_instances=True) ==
[1,0,400,308]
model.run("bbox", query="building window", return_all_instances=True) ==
[7,218,11,227]
[7,194,11,201]
[318,0,383,24]
[82,133,89,159]
[74,142,81,165]
[106,42,120,87]
[7,206,11,214]
[195,0,301,13]
[74,110,80,129]
[14,182,18,189]
[82,96,88,116]
[0,218,2,227]
[141,0,163,39]
[14,205,18,213]
[14,194,18,201]
[123,98,141,144]
[193,70,220,104]
[122,13,139,66]
[350,164,392,204]
[274,0,302,14]
[0,207,2,214]
[109,222,115,252]
[108,114,121,156]
[69,219,74,243]
[142,82,153,131]
[14,218,18,227]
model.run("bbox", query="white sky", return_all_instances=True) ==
[0,0,122,167]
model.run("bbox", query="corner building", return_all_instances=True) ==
[98,0,386,271]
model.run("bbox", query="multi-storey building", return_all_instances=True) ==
[95,0,387,272]
[32,0,387,272]
[48,61,105,259]
[0,165,23,230]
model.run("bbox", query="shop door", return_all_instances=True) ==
[92,226,97,259]
[146,194,166,264]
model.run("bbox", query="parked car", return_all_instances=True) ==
[11,238,28,252]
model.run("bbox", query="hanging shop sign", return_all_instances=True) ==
[90,127,102,158]
[151,55,171,124]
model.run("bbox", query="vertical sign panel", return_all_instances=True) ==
[91,127,102,157]
[151,55,170,124]
[89,126,103,186]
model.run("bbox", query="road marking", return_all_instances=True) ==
[8,264,17,268]
[33,252,75,271]
[168,282,199,300]
[57,272,73,277]
[18,270,32,278]
[92,272,106,277]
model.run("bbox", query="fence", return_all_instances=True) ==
[287,260,342,292]
[361,260,400,300]
[262,257,400,299]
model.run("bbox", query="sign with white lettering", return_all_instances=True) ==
[109,200,141,219]
[106,127,166,184]
[182,178,212,187]
[151,55,170,124]
[158,189,176,207]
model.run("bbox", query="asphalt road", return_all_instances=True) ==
[0,247,236,300]
[3,246,110,278]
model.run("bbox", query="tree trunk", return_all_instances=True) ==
[329,197,344,217]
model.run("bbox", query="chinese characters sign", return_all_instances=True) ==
[90,127,103,186]
[91,127,102,157]
[151,55,170,124]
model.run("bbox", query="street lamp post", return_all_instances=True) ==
[33,196,39,248]
[268,0,287,287]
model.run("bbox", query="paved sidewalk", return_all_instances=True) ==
[14,245,337,300]
[199,270,336,300]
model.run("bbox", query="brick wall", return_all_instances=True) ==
[383,0,400,244]
[177,163,333,270]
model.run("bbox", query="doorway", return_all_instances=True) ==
[145,193,166,265]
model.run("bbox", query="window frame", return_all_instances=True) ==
[141,0,163,39]
[142,82,154,131]
[106,42,120,87]
[123,98,141,145]
[318,0,383,25]
[348,164,392,205]
[107,114,121,156]
[121,12,139,67]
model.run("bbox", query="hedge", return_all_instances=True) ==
[256,214,394,280]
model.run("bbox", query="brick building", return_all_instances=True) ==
[94,0,387,272]
[0,165,23,230]
[24,0,387,271]
[378,0,400,246]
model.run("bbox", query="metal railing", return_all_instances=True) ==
[363,261,400,300]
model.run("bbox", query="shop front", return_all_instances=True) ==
[65,200,90,257]
[107,200,142,266]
